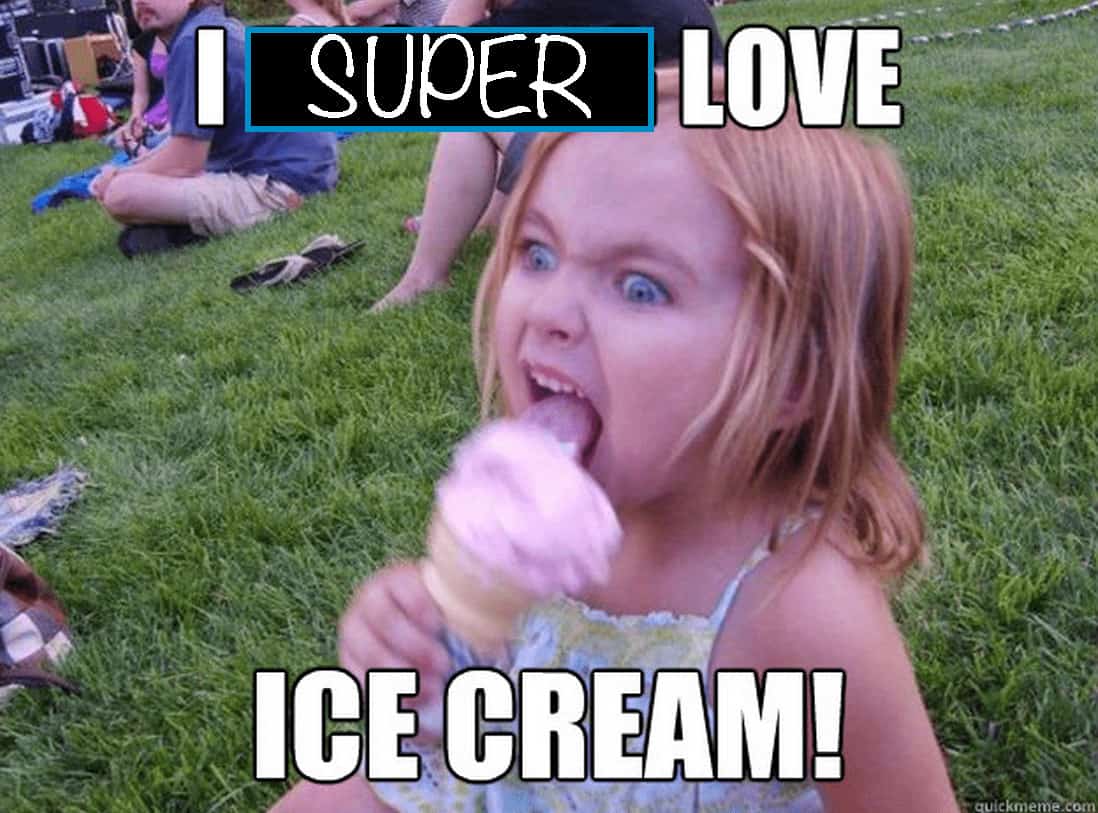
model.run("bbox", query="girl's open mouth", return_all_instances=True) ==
[525,371,603,468]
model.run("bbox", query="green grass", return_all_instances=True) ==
[2,1,1097,809]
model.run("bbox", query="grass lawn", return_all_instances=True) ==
[2,1,1096,809]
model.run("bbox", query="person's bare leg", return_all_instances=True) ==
[371,131,510,312]
[100,172,198,225]
[406,188,505,236]
[476,189,506,234]
[345,0,398,24]
[268,773,394,813]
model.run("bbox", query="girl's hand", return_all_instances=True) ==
[126,115,146,142]
[338,562,452,708]
[117,116,144,153]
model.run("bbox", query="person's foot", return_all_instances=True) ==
[404,210,497,237]
[370,270,449,312]
[118,224,207,258]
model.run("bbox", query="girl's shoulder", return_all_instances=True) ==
[711,527,960,811]
[712,528,900,674]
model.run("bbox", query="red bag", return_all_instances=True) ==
[73,94,116,137]
[49,82,118,138]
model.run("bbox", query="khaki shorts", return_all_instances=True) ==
[180,172,302,237]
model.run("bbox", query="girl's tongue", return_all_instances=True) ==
[521,394,600,461]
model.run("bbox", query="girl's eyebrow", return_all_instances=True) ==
[519,207,559,243]
[613,241,698,284]
[520,206,698,285]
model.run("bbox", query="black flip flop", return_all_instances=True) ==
[230,254,317,293]
[230,235,365,293]
[298,235,366,270]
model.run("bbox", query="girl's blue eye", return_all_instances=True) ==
[621,272,669,305]
[523,241,557,272]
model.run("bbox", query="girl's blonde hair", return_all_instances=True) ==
[472,69,926,580]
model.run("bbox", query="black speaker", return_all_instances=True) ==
[0,65,32,101]
[16,7,112,37]
[0,0,34,18]
[0,16,18,54]
[42,34,66,75]
[30,0,68,12]
[18,35,47,77]
[0,20,31,100]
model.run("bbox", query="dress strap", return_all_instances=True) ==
[706,513,817,628]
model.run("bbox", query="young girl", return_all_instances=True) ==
[113,12,170,156]
[272,70,960,812]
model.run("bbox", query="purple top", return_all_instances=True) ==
[143,51,169,128]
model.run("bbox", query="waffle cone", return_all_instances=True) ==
[420,514,536,656]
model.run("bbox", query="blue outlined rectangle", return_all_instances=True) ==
[244,26,655,133]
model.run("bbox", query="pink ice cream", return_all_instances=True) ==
[434,395,620,598]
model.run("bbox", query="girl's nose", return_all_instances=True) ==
[526,270,586,346]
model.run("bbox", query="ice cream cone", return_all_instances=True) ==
[420,513,537,659]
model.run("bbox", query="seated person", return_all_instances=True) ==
[393,0,451,25]
[370,0,723,311]
[287,0,455,32]
[345,0,449,26]
[285,0,354,26]
[111,27,170,156]
[345,0,400,24]
[92,0,339,253]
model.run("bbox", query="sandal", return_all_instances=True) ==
[230,234,365,293]
[298,234,366,271]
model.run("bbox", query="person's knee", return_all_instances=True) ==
[437,130,497,163]
[101,177,143,222]
[486,131,514,154]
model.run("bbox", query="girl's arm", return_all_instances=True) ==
[710,544,960,813]
[129,50,150,128]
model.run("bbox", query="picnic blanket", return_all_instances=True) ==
[31,150,130,213]
[0,466,85,707]
[0,544,77,707]
[0,466,88,550]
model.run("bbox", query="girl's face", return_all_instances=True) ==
[494,127,750,511]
